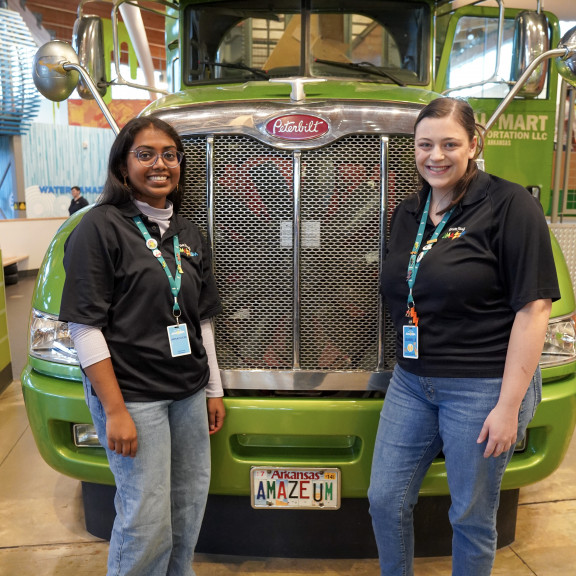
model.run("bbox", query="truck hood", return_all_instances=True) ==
[142,80,440,115]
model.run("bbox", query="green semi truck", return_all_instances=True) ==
[25,0,576,557]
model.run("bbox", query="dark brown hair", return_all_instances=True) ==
[98,116,186,212]
[414,97,484,213]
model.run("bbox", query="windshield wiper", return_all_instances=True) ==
[314,58,405,87]
[209,61,270,80]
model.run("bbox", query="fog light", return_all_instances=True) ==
[73,424,100,447]
[514,434,527,453]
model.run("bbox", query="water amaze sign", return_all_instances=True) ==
[265,114,329,140]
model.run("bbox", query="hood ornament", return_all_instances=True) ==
[269,77,327,102]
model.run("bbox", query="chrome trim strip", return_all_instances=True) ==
[377,136,389,370]
[151,101,422,150]
[293,150,302,369]
[206,136,215,250]
[220,369,391,392]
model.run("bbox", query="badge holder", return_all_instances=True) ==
[167,299,192,357]
[403,325,418,359]
[167,323,192,357]
[403,305,419,359]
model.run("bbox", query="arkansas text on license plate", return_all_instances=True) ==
[250,467,341,510]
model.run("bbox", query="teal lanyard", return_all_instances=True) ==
[133,216,183,321]
[406,193,454,319]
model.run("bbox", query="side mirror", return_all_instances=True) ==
[72,16,107,99]
[511,11,549,98]
[556,26,576,88]
[32,41,80,102]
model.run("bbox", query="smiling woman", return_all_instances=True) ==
[370,97,559,576]
[124,129,183,208]
[414,115,478,224]
[57,115,226,575]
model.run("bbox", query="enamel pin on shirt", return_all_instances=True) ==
[404,192,454,359]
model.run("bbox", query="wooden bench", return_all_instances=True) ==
[3,255,28,268]
[3,255,28,285]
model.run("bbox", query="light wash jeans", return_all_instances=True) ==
[85,379,211,576]
[368,364,541,576]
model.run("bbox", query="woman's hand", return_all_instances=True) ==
[477,403,519,458]
[106,408,138,458]
[84,358,138,457]
[478,298,551,459]
[207,397,226,435]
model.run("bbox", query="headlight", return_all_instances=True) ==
[29,309,79,365]
[540,314,576,367]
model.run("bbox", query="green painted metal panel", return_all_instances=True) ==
[21,366,114,485]
[143,83,439,115]
[21,364,576,497]
[0,251,12,379]
[550,232,576,317]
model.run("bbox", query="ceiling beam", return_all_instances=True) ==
[20,0,166,68]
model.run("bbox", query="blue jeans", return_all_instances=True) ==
[368,364,541,576]
[85,379,211,576]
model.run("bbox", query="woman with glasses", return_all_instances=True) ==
[59,116,225,576]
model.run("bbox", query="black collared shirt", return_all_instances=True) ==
[68,196,89,215]
[60,202,222,401]
[381,170,560,377]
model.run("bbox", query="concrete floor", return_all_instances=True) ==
[1,275,576,575]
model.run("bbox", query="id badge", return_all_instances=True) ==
[167,323,192,357]
[403,325,419,359]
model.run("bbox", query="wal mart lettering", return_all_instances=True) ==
[476,113,551,147]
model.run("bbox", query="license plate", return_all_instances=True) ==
[250,466,341,510]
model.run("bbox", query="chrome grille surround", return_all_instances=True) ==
[153,101,420,390]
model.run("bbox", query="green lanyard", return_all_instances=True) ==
[405,192,454,325]
[133,216,183,322]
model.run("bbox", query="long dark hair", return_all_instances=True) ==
[414,97,484,213]
[98,116,187,212]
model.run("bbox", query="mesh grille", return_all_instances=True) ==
[299,136,381,370]
[384,136,416,370]
[181,138,207,222]
[180,134,416,375]
[213,137,294,369]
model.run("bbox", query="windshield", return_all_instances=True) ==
[184,0,429,85]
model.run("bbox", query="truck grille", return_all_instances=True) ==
[180,133,415,382]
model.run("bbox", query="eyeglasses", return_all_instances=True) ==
[129,149,184,168]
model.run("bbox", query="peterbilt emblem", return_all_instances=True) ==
[265,114,329,140]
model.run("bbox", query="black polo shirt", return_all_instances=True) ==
[381,170,560,378]
[60,202,222,401]
[69,196,89,215]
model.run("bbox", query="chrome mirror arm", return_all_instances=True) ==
[483,47,572,137]
[63,62,120,135]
